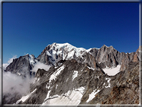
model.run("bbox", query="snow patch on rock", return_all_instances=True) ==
[49,65,65,82]
[16,88,37,104]
[103,65,121,76]
[86,89,100,103]
[105,78,111,88]
[87,66,95,70]
[72,70,78,81]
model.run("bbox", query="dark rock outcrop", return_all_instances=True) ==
[5,54,37,77]
[88,61,139,104]
[3,92,22,104]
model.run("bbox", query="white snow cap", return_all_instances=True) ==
[50,42,86,51]
[46,43,88,61]
[46,42,101,60]
[49,42,100,52]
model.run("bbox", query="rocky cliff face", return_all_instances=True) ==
[15,60,139,105]
[37,43,140,71]
[3,43,140,105]
[84,61,139,104]
[5,54,37,77]
[16,59,109,105]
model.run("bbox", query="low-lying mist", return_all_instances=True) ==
[2,55,51,104]
[3,71,34,104]
[32,62,51,73]
[3,72,33,95]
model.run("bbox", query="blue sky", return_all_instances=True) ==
[3,3,139,63]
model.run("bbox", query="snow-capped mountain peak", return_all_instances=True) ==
[45,43,87,62]
[49,42,86,52]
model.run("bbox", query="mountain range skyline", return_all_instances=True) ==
[4,42,140,73]
[3,42,140,64]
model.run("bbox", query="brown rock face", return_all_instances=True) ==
[133,53,139,62]
[5,54,34,76]
[36,43,140,72]
[120,46,140,71]
[136,45,141,60]
[85,61,139,104]
[120,58,126,71]
[132,46,141,62]
[89,45,131,69]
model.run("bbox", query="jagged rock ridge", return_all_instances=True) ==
[16,60,139,105]
[5,43,140,76]
[37,43,140,71]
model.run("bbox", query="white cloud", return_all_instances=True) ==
[3,63,9,71]
[32,62,50,73]
[3,71,34,103]
[2,55,50,103]
[3,72,33,95]
[2,55,37,103]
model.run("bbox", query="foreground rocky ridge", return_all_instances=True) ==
[16,59,109,104]
[85,61,139,104]
[16,60,139,105]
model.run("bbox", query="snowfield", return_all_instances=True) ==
[72,70,78,81]
[49,65,65,82]
[103,65,121,76]
[42,87,85,106]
